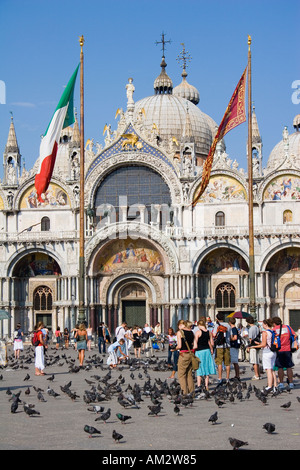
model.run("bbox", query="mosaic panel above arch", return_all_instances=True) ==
[195,175,247,203]
[94,238,164,275]
[263,175,300,201]
[266,247,300,273]
[199,248,249,274]
[12,252,61,277]
[20,183,71,209]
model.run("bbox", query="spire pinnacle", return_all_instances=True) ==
[5,112,19,153]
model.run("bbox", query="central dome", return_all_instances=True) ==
[133,94,215,158]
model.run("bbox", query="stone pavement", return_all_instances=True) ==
[0,342,300,452]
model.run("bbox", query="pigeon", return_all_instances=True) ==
[47,387,60,398]
[112,429,123,443]
[95,408,111,423]
[262,422,276,434]
[148,404,162,416]
[87,405,105,413]
[25,387,31,396]
[37,391,47,402]
[116,413,132,424]
[84,425,101,438]
[11,400,19,413]
[24,373,30,381]
[228,437,248,450]
[208,411,218,425]
[47,374,55,382]
[215,398,225,408]
[296,396,300,403]
[24,404,40,417]
[281,401,291,409]
[173,404,180,416]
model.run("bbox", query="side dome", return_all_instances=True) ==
[267,116,300,170]
[173,70,200,105]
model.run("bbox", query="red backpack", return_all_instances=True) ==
[31,331,40,347]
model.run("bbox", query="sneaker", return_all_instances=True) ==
[289,383,295,389]
[278,382,284,390]
[252,375,260,380]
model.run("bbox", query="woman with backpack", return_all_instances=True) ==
[248,318,277,392]
[34,322,45,376]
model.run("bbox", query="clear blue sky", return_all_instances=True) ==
[0,0,299,178]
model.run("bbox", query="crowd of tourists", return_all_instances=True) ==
[13,313,299,396]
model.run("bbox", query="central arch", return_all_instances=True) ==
[102,272,161,333]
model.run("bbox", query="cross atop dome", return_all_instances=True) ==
[155,32,171,58]
[154,32,173,95]
[176,43,192,78]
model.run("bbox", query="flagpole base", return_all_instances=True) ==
[77,307,86,325]
[249,303,257,323]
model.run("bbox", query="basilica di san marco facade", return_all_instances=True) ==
[0,48,300,340]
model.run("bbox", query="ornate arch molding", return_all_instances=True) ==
[189,169,248,206]
[259,241,300,272]
[4,246,66,278]
[102,272,161,306]
[84,152,182,206]
[85,222,180,275]
[258,169,300,202]
[192,241,249,275]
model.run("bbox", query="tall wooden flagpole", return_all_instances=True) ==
[78,35,86,323]
[247,35,256,321]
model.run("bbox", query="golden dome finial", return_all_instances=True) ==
[248,34,252,50]
[79,35,84,51]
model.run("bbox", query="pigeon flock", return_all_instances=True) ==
[1,342,300,450]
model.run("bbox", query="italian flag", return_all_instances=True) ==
[35,64,79,202]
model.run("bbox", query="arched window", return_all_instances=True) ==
[216,283,235,308]
[283,210,293,224]
[94,165,172,227]
[215,211,225,227]
[34,286,53,311]
[41,217,50,231]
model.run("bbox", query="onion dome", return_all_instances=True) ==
[173,70,200,105]
[173,43,200,105]
[154,56,173,95]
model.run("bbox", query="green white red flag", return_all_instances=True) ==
[35,65,79,202]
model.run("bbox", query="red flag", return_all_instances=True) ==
[192,67,247,206]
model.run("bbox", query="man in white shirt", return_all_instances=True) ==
[142,323,152,357]
[115,322,129,356]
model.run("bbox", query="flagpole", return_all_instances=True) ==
[247,35,256,321]
[78,35,86,324]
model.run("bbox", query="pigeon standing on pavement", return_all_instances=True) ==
[228,437,248,450]
[262,423,276,434]
[23,404,40,417]
[84,425,101,438]
[280,401,291,410]
[208,411,218,425]
[112,429,123,443]
[116,413,132,424]
[95,408,111,423]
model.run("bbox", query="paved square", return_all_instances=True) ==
[1,343,299,451]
